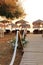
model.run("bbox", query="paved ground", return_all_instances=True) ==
[20,34,43,65]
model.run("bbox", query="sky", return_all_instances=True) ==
[0,0,43,24]
[20,0,43,23]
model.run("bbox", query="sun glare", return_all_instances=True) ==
[20,0,43,23]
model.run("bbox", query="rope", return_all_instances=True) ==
[9,31,18,65]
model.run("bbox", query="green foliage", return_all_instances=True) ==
[21,38,27,45]
[11,38,16,44]
[10,38,16,47]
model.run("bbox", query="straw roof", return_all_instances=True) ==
[0,20,11,23]
[32,19,43,28]
[33,25,40,28]
[15,20,28,24]
[12,24,18,28]
[41,22,43,25]
[32,19,43,25]
[0,23,8,27]
[0,20,11,28]
[19,24,30,28]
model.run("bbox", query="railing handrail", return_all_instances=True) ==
[9,31,19,65]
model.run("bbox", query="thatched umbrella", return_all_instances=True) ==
[0,23,8,28]
[32,19,43,29]
[0,22,7,30]
[19,23,30,38]
[12,24,18,28]
[0,20,12,30]
[32,19,42,28]
[11,24,19,35]
[19,24,30,29]
[32,19,43,34]
[0,23,7,37]
[15,19,28,25]
[41,22,43,28]
[15,19,29,30]
[0,20,11,37]
[0,20,12,24]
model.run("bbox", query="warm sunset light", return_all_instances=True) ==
[0,1,43,65]
[20,0,43,23]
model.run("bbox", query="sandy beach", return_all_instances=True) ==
[0,32,23,65]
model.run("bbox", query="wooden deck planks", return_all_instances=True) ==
[20,34,43,65]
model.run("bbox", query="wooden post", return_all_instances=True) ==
[42,30,43,37]
[18,31,24,54]
[0,29,4,38]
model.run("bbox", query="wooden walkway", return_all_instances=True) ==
[20,34,43,65]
